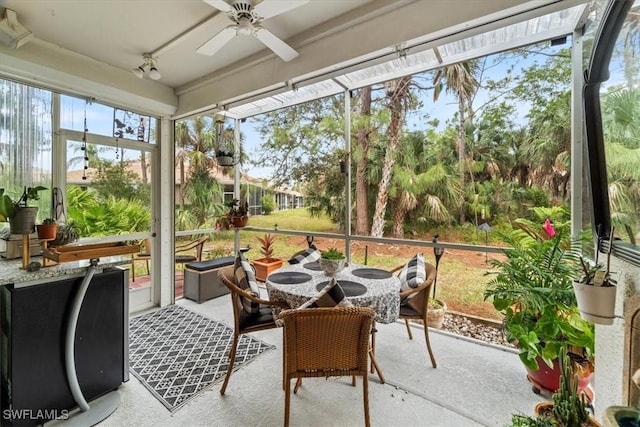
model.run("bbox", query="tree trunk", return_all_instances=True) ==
[457,95,466,225]
[355,86,372,236]
[140,151,148,184]
[371,76,411,238]
[390,197,407,238]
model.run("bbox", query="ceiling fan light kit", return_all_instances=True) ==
[197,0,309,62]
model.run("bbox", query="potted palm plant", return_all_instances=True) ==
[0,186,47,234]
[484,228,595,396]
[253,233,284,282]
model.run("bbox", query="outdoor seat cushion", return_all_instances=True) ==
[399,304,420,317]
[288,245,320,264]
[299,278,353,308]
[398,253,427,305]
[240,305,276,330]
[185,256,235,271]
[175,254,197,263]
[234,252,261,314]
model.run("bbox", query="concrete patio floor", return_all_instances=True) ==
[99,294,552,427]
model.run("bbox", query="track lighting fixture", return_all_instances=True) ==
[132,53,161,80]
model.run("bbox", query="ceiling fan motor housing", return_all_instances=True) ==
[231,0,259,24]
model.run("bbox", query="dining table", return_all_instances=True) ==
[265,261,401,324]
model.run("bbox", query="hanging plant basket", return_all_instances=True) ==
[572,281,617,325]
[231,215,248,228]
[216,154,235,167]
[9,207,39,235]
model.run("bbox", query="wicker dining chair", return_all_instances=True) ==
[279,306,376,427]
[217,266,289,395]
[389,261,438,368]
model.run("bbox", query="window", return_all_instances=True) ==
[584,0,640,265]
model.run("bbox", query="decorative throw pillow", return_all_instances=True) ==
[288,245,320,265]
[234,252,261,314]
[299,278,353,308]
[397,253,427,305]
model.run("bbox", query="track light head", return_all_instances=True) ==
[148,66,161,80]
[132,65,146,79]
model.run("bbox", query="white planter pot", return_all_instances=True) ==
[572,281,616,325]
[318,258,346,276]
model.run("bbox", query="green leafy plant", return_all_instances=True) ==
[320,247,344,259]
[50,222,80,246]
[484,230,594,371]
[216,198,249,229]
[509,413,555,427]
[0,186,47,221]
[42,218,57,225]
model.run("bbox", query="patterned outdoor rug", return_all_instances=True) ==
[129,304,275,411]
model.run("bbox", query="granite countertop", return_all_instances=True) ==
[0,256,131,286]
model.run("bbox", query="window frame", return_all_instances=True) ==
[584,0,640,266]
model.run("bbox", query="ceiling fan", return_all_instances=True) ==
[197,0,309,62]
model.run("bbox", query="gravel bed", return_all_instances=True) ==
[440,313,516,349]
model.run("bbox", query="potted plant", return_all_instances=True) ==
[50,221,80,246]
[572,229,617,325]
[252,233,284,281]
[216,198,249,229]
[0,186,47,235]
[318,247,346,276]
[484,228,595,395]
[214,117,236,167]
[533,346,601,426]
[36,218,58,240]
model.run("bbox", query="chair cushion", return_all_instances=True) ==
[175,255,197,263]
[399,304,420,317]
[398,253,427,305]
[288,245,320,264]
[299,278,353,308]
[185,256,235,271]
[239,305,276,330]
[234,252,261,314]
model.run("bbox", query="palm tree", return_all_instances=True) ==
[370,76,413,237]
[432,61,480,224]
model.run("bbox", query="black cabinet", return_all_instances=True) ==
[1,268,127,426]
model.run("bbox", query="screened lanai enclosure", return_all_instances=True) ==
[1,0,639,421]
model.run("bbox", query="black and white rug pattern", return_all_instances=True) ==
[129,304,275,411]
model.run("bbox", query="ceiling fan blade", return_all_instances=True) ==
[196,25,237,56]
[202,0,234,14]
[254,0,310,20]
[254,27,298,62]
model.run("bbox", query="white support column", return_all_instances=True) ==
[570,18,586,241]
[51,93,67,219]
[344,89,352,261]
[234,118,241,253]
[158,116,175,307]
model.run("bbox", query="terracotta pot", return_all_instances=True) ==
[9,207,38,235]
[231,216,248,228]
[573,281,616,325]
[253,258,284,282]
[534,402,601,426]
[526,356,593,394]
[36,223,59,240]
[427,299,447,329]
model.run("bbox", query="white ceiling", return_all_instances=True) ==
[0,0,587,117]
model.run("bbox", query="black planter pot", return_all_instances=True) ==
[216,155,235,167]
[9,206,39,235]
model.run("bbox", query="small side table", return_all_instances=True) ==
[40,238,57,267]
